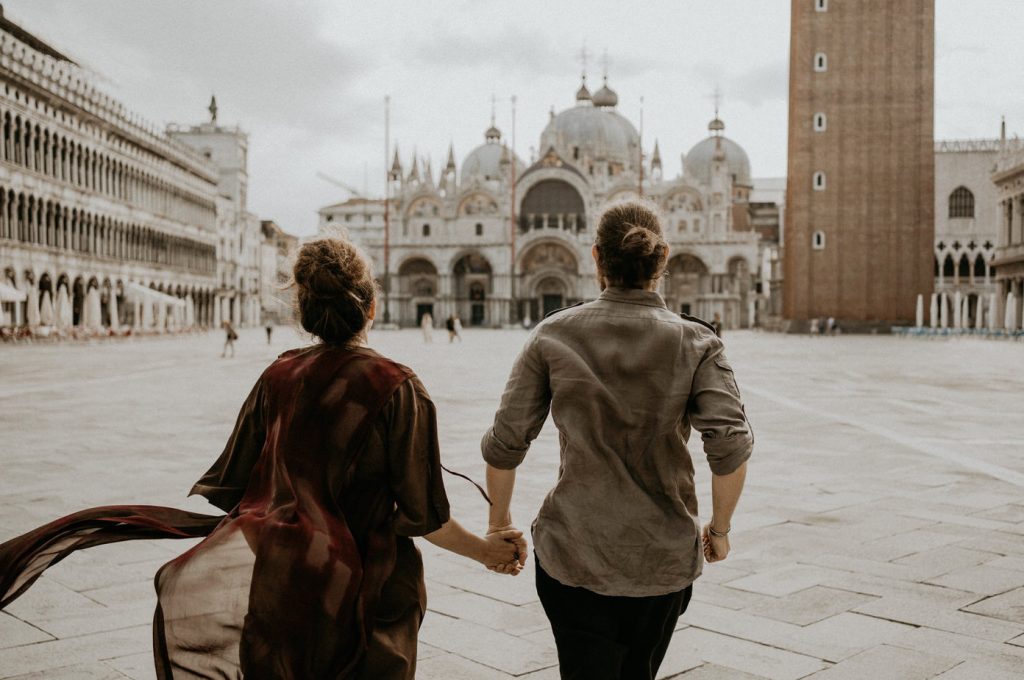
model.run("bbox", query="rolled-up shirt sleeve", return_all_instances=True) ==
[482,333,551,469]
[688,335,753,476]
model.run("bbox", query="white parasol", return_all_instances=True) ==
[107,292,120,330]
[40,291,54,326]
[25,286,40,327]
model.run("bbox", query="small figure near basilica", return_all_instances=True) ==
[712,312,723,337]
[445,314,462,343]
[222,320,238,357]
[420,312,433,343]
[265,322,274,345]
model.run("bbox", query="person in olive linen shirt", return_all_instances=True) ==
[482,201,753,680]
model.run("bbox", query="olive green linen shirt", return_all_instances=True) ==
[482,287,753,597]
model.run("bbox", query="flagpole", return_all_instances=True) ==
[638,95,644,198]
[510,94,518,325]
[383,95,391,325]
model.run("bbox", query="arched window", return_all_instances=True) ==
[816,0,828,10]
[814,53,828,72]
[813,113,827,131]
[812,230,826,250]
[422,223,430,237]
[813,172,826,190]
[475,222,483,236]
[942,254,954,278]
[958,254,971,279]
[974,253,987,279]
[948,186,974,218]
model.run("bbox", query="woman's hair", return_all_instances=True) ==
[594,201,669,288]
[292,237,375,345]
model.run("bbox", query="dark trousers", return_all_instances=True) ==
[535,556,692,680]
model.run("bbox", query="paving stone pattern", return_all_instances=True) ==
[1,329,1023,678]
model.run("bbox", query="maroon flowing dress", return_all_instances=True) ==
[0,344,452,679]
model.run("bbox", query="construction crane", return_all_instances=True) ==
[316,171,363,199]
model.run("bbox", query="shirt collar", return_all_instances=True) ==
[598,287,668,309]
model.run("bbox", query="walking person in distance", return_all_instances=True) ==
[481,201,754,680]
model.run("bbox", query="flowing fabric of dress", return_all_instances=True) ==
[0,345,452,679]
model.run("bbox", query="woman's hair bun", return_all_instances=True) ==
[292,237,376,345]
[620,226,660,258]
[595,201,668,288]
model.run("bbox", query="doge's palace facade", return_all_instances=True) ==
[0,9,222,331]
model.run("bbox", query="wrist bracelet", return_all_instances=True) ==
[708,524,730,537]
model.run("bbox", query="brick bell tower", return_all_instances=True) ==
[783,0,935,329]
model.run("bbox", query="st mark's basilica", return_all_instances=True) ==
[320,74,772,329]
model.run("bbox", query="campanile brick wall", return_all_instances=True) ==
[783,0,935,327]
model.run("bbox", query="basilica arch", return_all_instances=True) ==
[519,178,587,234]
[397,256,439,326]
[451,251,493,326]
[664,253,710,318]
[519,240,579,320]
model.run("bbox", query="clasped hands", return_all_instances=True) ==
[482,522,528,576]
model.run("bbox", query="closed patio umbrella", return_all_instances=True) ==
[142,300,154,330]
[55,287,70,331]
[25,286,40,327]
[107,292,120,330]
[89,289,103,332]
[40,291,54,326]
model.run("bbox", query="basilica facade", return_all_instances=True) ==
[320,76,763,329]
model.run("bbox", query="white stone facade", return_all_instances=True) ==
[992,130,1024,330]
[0,13,221,332]
[320,78,763,330]
[259,219,298,324]
[933,139,1000,326]
[168,121,263,327]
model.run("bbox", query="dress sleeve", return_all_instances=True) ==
[385,376,452,537]
[189,377,266,512]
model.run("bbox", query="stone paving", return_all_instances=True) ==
[1,328,1024,679]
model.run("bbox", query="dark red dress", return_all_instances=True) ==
[0,345,451,679]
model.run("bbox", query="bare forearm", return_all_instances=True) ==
[486,465,516,527]
[424,519,485,562]
[710,462,747,530]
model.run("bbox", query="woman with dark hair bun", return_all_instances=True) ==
[482,201,755,680]
[0,236,526,679]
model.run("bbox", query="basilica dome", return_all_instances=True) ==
[460,124,525,184]
[683,117,752,187]
[540,78,640,170]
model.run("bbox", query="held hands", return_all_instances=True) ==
[702,522,731,563]
[482,523,529,576]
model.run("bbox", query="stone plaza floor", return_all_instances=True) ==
[1,327,1024,679]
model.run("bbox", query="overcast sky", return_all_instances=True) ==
[6,1,1022,236]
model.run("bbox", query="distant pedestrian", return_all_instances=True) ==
[712,312,723,337]
[825,317,835,336]
[453,313,463,341]
[222,320,238,357]
[265,323,274,345]
[445,314,457,343]
[809,318,820,335]
[420,312,433,343]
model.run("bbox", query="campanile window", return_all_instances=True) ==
[813,112,827,131]
[813,172,826,190]
[815,0,828,11]
[814,53,828,72]
[812,230,826,250]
